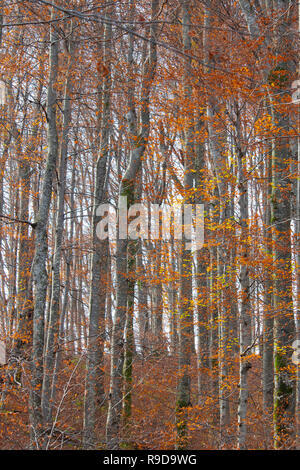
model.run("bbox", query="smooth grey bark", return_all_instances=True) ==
[151,240,163,341]
[229,247,239,358]
[51,149,76,406]
[194,116,209,403]
[122,6,143,426]
[42,29,75,429]
[83,10,112,449]
[204,0,231,444]
[175,0,194,450]
[217,244,230,446]
[270,1,296,448]
[234,103,252,450]
[207,199,219,439]
[137,249,149,356]
[168,239,178,357]
[238,0,261,37]
[157,130,176,354]
[204,9,219,420]
[29,5,59,448]
[271,110,295,448]
[106,0,158,450]
[262,145,274,443]
[106,250,113,347]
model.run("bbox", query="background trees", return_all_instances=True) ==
[0,0,299,450]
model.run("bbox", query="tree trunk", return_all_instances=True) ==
[42,26,75,430]
[83,8,112,448]
[29,5,59,448]
[262,144,274,445]
[175,0,194,450]
[235,104,252,450]
[106,0,158,449]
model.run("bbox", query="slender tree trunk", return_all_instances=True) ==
[204,1,231,444]
[218,247,230,446]
[29,5,59,448]
[272,123,295,449]
[152,240,163,342]
[122,238,136,433]
[168,239,178,357]
[42,28,75,430]
[262,145,274,445]
[175,0,194,450]
[235,103,252,450]
[51,149,76,405]
[106,0,158,449]
[194,117,208,403]
[270,2,296,444]
[208,202,219,436]
[137,248,149,357]
[83,7,112,448]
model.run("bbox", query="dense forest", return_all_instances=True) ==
[0,0,299,451]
